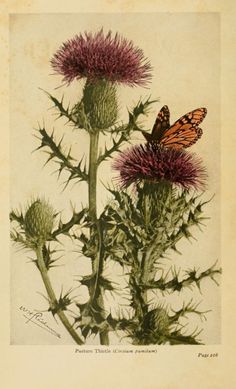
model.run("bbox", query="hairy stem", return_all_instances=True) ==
[88,131,109,345]
[88,131,99,220]
[141,187,157,302]
[36,244,84,345]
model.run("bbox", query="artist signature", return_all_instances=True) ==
[19,305,61,339]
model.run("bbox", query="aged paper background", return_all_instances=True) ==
[1,0,236,388]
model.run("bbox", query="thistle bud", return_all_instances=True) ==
[143,308,170,334]
[25,199,54,243]
[83,79,118,130]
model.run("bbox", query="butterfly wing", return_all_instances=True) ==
[142,105,170,142]
[159,107,207,149]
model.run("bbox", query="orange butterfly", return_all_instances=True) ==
[142,105,207,149]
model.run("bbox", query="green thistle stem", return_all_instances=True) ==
[135,187,157,321]
[36,244,84,345]
[141,185,155,286]
[141,193,151,306]
[143,192,149,232]
[141,246,155,285]
[88,131,109,346]
[88,131,99,220]
[140,182,172,309]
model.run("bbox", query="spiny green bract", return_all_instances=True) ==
[83,80,118,130]
[71,101,91,130]
[142,308,170,334]
[25,199,54,243]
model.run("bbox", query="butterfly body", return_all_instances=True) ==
[142,105,207,149]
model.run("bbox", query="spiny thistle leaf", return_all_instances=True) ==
[75,297,107,337]
[131,97,158,120]
[97,134,129,165]
[166,331,203,345]
[10,210,25,226]
[94,184,220,345]
[41,89,78,126]
[52,208,88,239]
[142,263,221,294]
[37,126,88,182]
[170,299,210,323]
[97,97,158,165]
[40,244,59,270]
[10,229,28,248]
[48,290,73,316]
[101,185,212,275]
[99,276,115,291]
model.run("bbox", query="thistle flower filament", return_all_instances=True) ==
[113,143,207,190]
[51,29,152,86]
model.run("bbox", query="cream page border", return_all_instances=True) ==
[1,1,236,388]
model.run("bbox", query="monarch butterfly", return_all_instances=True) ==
[142,105,207,149]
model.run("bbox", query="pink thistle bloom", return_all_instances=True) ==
[51,30,152,86]
[113,143,207,190]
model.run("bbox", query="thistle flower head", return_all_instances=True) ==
[113,143,207,190]
[24,199,55,244]
[143,308,170,334]
[51,29,152,86]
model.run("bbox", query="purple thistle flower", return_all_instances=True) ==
[51,29,152,86]
[113,143,207,190]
